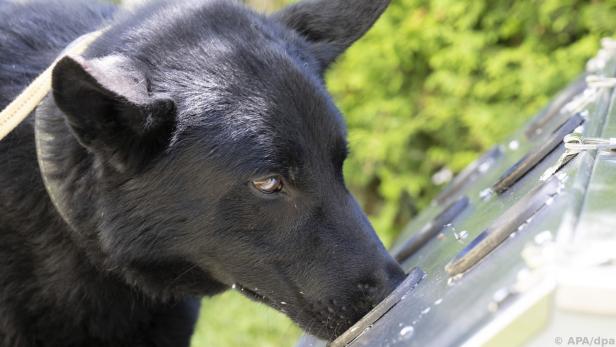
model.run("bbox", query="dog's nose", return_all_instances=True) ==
[309,258,405,340]
[374,260,406,302]
[355,259,406,310]
[384,260,406,292]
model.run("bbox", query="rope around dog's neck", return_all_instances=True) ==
[0,29,106,141]
[0,28,107,239]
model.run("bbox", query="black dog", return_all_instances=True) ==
[0,0,404,345]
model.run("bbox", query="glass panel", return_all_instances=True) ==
[446,176,562,276]
[392,196,470,263]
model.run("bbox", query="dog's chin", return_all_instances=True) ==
[233,284,279,308]
[292,310,356,341]
[234,284,358,341]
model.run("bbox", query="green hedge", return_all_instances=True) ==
[328,0,615,245]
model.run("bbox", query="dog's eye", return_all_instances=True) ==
[252,176,283,194]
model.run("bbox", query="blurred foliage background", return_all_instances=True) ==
[119,0,616,346]
[331,0,614,247]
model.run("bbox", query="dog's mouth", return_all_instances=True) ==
[233,283,289,312]
[232,283,356,340]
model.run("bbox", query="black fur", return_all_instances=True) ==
[0,0,402,345]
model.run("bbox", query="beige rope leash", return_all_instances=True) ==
[0,29,106,141]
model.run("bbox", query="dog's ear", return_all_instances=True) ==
[274,0,390,70]
[52,55,176,172]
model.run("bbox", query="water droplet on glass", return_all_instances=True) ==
[480,188,494,201]
[489,288,511,312]
[446,224,469,243]
[447,273,464,286]
[421,307,431,315]
[508,140,520,150]
[281,301,287,305]
[478,161,492,173]
[399,326,414,340]
[493,288,509,302]
[454,230,469,243]
[434,298,443,305]
[534,230,553,245]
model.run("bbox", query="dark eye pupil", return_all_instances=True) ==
[253,177,282,193]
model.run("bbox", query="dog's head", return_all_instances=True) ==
[50,0,403,340]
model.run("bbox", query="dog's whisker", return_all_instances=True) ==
[165,263,198,292]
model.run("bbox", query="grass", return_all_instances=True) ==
[190,291,302,347]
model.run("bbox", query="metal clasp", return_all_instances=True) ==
[564,133,616,153]
[541,134,616,181]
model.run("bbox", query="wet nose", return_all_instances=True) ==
[311,257,406,340]
[384,260,406,292]
[357,258,406,309]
